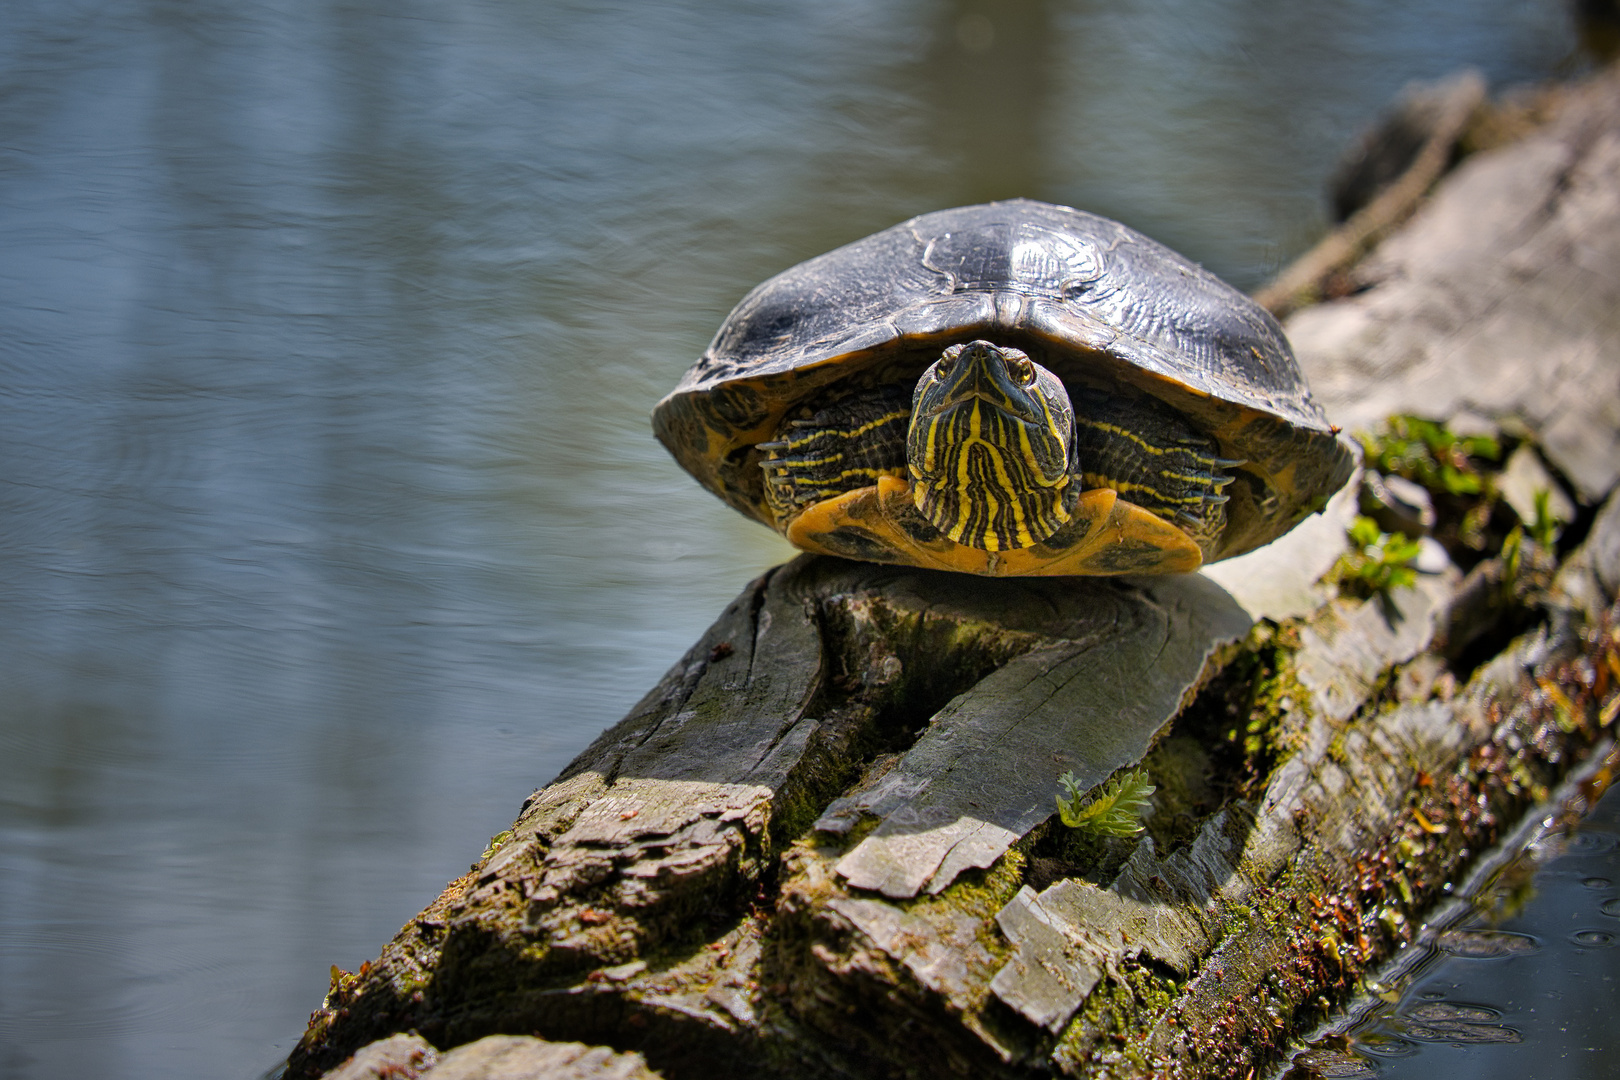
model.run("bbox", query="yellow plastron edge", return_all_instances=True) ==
[785,475,1203,577]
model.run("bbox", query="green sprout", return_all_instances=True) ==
[481,829,513,860]
[1057,768,1156,837]
[1500,524,1523,601]
[1329,515,1423,598]
[1529,487,1562,549]
[1358,415,1500,497]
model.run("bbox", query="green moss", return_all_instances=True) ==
[1214,901,1257,948]
[1237,635,1312,767]
[902,845,1028,958]
[1325,517,1422,599]
[1155,620,1311,843]
[1358,415,1500,497]
[1501,524,1524,599]
[1356,415,1518,559]
[910,855,1022,1007]
[1053,961,1181,1072]
[1140,736,1214,852]
[839,812,884,850]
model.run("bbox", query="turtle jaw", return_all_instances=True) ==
[906,341,1079,551]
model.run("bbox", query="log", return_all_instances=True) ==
[318,1032,661,1080]
[1253,69,1486,318]
[284,62,1620,1080]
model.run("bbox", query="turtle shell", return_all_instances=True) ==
[653,198,1354,564]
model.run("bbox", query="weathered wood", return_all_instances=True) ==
[1253,69,1486,318]
[289,62,1620,1080]
[823,572,1250,898]
[320,1034,437,1080]
[289,562,1257,1077]
[1288,63,1620,501]
[317,1033,660,1080]
[760,502,1618,1076]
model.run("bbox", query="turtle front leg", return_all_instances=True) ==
[1069,388,1244,555]
[758,386,911,528]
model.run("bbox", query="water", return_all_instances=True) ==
[0,2,1590,1077]
[1288,767,1620,1080]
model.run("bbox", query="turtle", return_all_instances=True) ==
[653,199,1354,577]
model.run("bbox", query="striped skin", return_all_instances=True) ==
[758,340,1239,568]
[1067,386,1240,551]
[758,386,911,527]
[906,342,1079,552]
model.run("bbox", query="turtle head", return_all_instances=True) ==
[907,341,1079,551]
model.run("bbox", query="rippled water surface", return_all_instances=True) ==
[0,2,1593,1077]
[1292,778,1620,1080]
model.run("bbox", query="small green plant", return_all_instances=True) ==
[1057,768,1155,837]
[481,829,513,860]
[1529,487,1562,549]
[1359,415,1500,497]
[1328,516,1422,598]
[1499,488,1560,601]
[1500,523,1523,601]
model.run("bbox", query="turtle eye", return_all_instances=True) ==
[1008,355,1035,386]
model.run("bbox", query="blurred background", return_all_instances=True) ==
[0,2,1602,1077]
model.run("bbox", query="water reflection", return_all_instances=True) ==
[0,1,1589,1077]
[921,0,1057,205]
